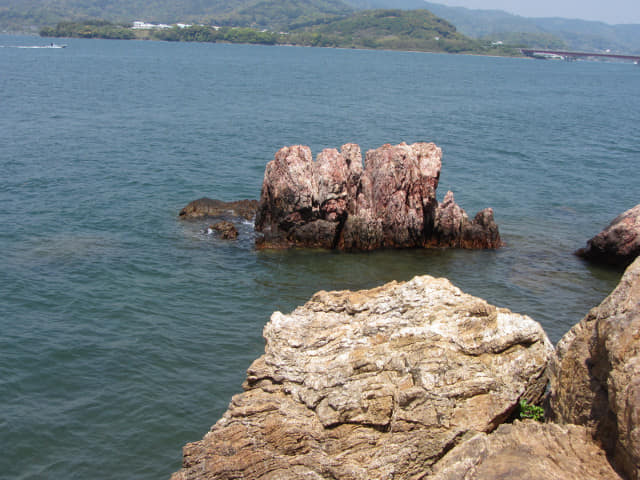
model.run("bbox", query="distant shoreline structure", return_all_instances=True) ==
[521,48,640,63]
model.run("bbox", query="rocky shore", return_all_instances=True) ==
[170,256,640,479]
[174,147,640,478]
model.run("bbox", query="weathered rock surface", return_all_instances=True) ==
[548,256,640,480]
[576,204,640,267]
[172,275,552,480]
[209,221,238,240]
[255,143,502,251]
[432,191,502,249]
[179,198,259,221]
[431,421,623,480]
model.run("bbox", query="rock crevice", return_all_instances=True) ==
[548,256,640,480]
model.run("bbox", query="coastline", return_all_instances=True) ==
[35,20,523,58]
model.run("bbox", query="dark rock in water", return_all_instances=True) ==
[255,142,502,251]
[209,221,238,240]
[179,198,258,221]
[548,257,640,480]
[575,204,640,267]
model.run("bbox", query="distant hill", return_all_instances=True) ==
[294,9,498,53]
[39,10,519,56]
[0,0,354,32]
[341,0,428,9]
[343,0,640,54]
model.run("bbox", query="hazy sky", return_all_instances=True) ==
[432,0,640,24]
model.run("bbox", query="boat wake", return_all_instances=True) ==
[1,44,67,49]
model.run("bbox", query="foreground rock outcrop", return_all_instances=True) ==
[431,421,622,480]
[576,204,640,267]
[172,275,552,480]
[255,143,502,251]
[548,256,640,480]
[179,198,258,221]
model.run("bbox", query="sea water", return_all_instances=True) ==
[1,35,638,479]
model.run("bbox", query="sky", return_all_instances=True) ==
[431,0,640,24]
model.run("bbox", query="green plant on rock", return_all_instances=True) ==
[518,399,545,422]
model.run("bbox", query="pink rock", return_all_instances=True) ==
[576,204,640,267]
[255,142,502,251]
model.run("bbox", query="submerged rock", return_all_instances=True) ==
[171,275,552,480]
[576,204,640,267]
[431,421,623,480]
[208,221,238,240]
[255,142,502,251]
[548,256,640,480]
[179,198,258,221]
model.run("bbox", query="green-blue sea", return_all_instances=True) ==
[1,34,639,479]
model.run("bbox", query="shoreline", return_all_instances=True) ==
[27,30,526,59]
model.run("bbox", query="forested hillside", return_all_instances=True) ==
[39,9,518,56]
[0,0,353,31]
[299,9,481,52]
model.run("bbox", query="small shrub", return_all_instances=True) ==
[518,399,545,422]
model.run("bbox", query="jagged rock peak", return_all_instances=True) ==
[255,142,502,250]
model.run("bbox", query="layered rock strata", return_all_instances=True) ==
[172,275,552,480]
[179,198,258,221]
[431,421,623,480]
[255,143,502,250]
[548,256,640,480]
[576,204,640,267]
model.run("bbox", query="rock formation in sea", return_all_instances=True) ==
[431,421,623,480]
[548,256,640,480]
[254,142,503,250]
[179,198,259,221]
[171,275,552,479]
[575,204,640,267]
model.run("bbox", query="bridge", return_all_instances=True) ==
[521,49,640,63]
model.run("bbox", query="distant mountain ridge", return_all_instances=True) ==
[343,0,640,54]
[421,2,640,54]
[0,0,354,32]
